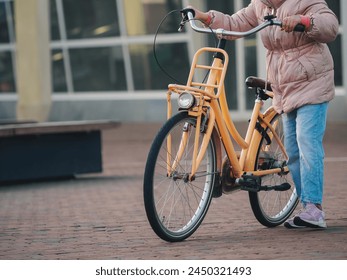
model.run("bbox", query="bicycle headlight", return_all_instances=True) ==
[178,92,196,109]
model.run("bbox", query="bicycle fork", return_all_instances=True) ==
[167,105,216,181]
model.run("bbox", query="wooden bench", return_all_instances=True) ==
[0,120,120,184]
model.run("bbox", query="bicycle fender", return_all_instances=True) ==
[244,107,277,171]
[211,126,222,175]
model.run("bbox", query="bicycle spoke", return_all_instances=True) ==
[144,113,216,241]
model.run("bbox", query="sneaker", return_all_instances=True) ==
[293,203,327,229]
[284,211,306,229]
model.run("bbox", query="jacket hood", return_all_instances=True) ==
[260,0,286,9]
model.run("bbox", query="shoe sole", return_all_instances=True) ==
[294,217,327,229]
[284,221,306,229]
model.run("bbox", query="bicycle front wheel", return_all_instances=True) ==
[144,112,217,242]
[249,113,299,227]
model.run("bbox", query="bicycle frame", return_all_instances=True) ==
[166,46,288,181]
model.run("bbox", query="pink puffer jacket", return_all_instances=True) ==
[209,0,339,113]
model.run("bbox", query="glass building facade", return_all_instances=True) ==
[0,0,345,121]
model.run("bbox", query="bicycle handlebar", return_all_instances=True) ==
[183,11,305,37]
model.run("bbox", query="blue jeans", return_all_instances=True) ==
[282,102,328,206]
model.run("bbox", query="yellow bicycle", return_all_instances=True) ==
[144,10,303,242]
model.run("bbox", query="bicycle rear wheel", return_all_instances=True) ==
[249,113,298,227]
[144,112,217,242]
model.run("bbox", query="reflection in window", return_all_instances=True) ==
[242,0,258,110]
[50,0,60,40]
[62,0,120,39]
[245,35,258,110]
[69,47,127,91]
[328,35,342,86]
[51,50,67,92]
[0,51,15,93]
[0,2,10,43]
[326,0,340,20]
[124,0,182,36]
[130,43,189,90]
[223,42,238,110]
[326,0,342,87]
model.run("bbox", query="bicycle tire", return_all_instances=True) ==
[143,112,217,242]
[249,113,299,227]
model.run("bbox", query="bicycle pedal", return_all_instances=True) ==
[257,182,291,191]
[237,173,261,192]
[272,182,291,191]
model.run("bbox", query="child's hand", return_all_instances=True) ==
[282,15,302,32]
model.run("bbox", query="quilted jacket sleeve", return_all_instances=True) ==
[304,0,339,43]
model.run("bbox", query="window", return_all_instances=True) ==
[0,0,189,94]
[69,47,127,91]
[123,0,182,36]
[62,0,120,39]
[51,49,67,92]
[244,34,258,110]
[328,35,342,86]
[0,2,10,43]
[1,0,343,100]
[326,0,342,86]
[0,0,15,93]
[0,51,15,92]
[50,0,60,40]
[130,43,189,90]
[49,0,189,93]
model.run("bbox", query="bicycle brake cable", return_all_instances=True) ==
[153,10,183,84]
[153,10,220,86]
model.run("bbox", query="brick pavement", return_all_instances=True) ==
[0,121,347,260]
